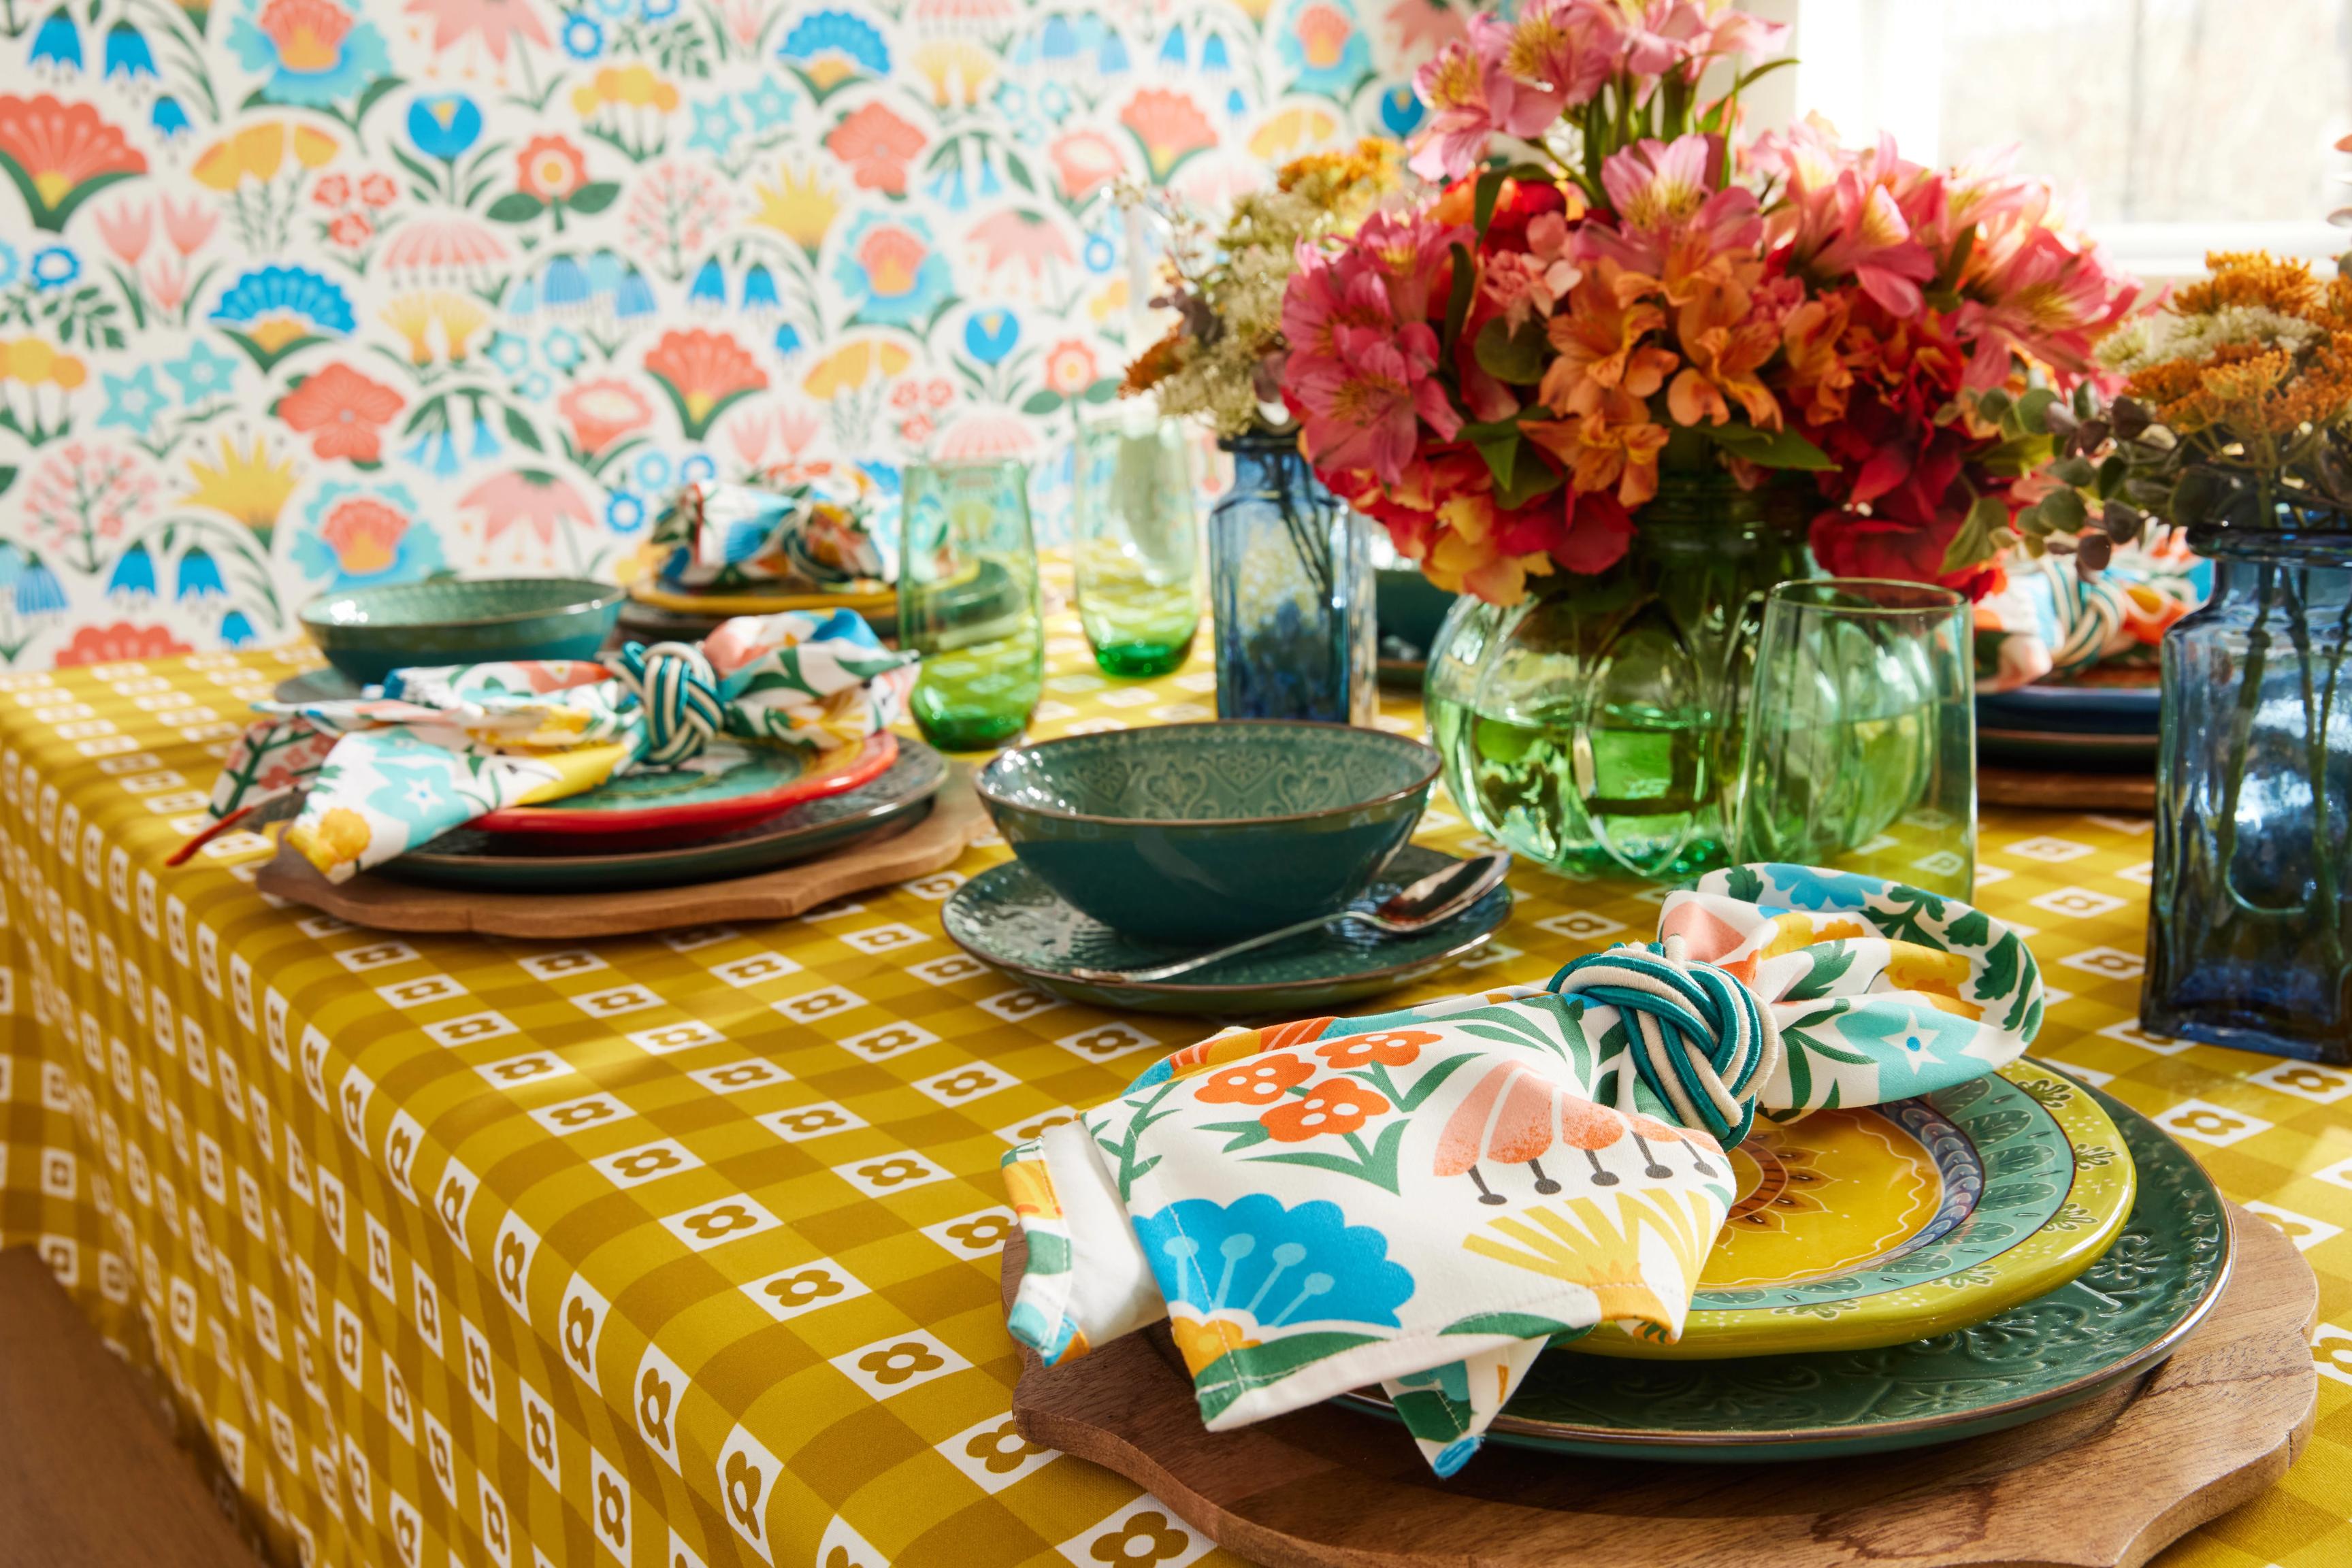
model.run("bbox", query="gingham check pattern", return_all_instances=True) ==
[3,610,2349,1568]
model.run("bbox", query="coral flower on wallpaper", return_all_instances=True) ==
[227,0,391,109]
[273,361,405,463]
[0,93,147,231]
[644,329,768,440]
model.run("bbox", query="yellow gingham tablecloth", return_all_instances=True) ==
[4,621,2351,1568]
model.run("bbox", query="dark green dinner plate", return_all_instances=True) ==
[1335,1076,2229,1461]
[940,843,1510,1015]
[378,740,946,892]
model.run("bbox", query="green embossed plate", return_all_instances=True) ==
[941,843,1510,1017]
[1337,1073,2229,1460]
[379,740,946,892]
[1572,1062,2136,1358]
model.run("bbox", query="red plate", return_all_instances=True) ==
[473,732,898,837]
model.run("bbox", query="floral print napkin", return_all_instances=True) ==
[647,477,890,593]
[205,608,913,881]
[1004,865,2044,1475]
[1976,532,2208,690]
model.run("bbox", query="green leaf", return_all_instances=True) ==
[1441,242,1475,352]
[1081,376,1120,404]
[1975,387,2014,423]
[502,406,544,453]
[1493,450,1562,510]
[486,191,545,223]
[1940,494,2010,576]
[1782,943,1860,1002]
[2012,386,2060,435]
[1019,389,1064,415]
[1473,316,1546,385]
[1473,429,1518,491]
[566,181,619,215]
[1471,167,1509,241]
[2037,485,2089,533]
[1701,423,1835,471]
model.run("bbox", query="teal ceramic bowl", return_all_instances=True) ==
[299,578,624,685]
[975,721,1440,947]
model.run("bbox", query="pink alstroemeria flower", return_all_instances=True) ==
[1283,241,1399,366]
[1612,0,1788,76]
[1290,322,1463,487]
[1409,14,1563,182]
[1761,127,1939,317]
[1503,0,1620,110]
[1578,135,1763,299]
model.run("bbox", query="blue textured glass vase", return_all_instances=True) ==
[1207,434,1376,725]
[2146,525,2352,1061]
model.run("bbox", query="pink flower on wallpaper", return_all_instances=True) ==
[1041,339,1097,397]
[23,443,157,566]
[378,216,512,283]
[968,209,1074,283]
[1047,129,1126,202]
[825,101,925,195]
[403,0,550,61]
[459,470,593,549]
[1119,88,1216,182]
[158,193,216,255]
[273,362,405,463]
[556,376,654,456]
[95,199,150,265]
[54,623,193,668]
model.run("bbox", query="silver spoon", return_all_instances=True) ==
[1067,851,1512,985]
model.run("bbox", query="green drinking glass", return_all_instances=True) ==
[1733,579,1977,897]
[898,457,1045,752]
[1071,410,1200,677]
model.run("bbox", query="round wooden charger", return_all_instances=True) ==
[1004,1205,2315,1568]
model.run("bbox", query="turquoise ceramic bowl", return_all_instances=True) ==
[299,578,624,685]
[975,721,1439,946]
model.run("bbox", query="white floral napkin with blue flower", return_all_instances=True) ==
[200,608,913,882]
[1004,865,2043,1475]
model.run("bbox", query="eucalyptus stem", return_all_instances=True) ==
[2281,572,2347,975]
[2212,559,2276,916]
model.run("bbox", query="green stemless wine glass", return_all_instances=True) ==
[898,457,1044,751]
[1733,579,1977,896]
[1071,408,1200,677]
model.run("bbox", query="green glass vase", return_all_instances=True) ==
[1424,472,1809,882]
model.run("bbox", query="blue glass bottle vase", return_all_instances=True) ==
[2146,525,2352,1060]
[1207,434,1375,725]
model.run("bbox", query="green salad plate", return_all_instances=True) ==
[1337,1072,2229,1461]
[941,843,1510,1016]
[379,739,946,892]
[1572,1060,2136,1358]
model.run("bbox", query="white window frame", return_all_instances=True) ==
[1758,0,2345,278]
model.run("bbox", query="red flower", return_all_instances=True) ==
[274,362,405,463]
[55,622,193,668]
[1118,87,1214,182]
[1313,1029,1437,1069]
[326,212,372,248]
[516,135,587,201]
[313,172,352,206]
[556,376,653,456]
[644,329,767,440]
[824,102,924,195]
[1194,1054,1312,1106]
[0,94,148,231]
[1260,1079,1391,1142]
[358,172,397,208]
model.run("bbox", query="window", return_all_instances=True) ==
[1767,0,2351,275]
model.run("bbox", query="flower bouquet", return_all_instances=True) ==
[1123,144,1403,723]
[2023,249,2352,1058]
[1279,0,2138,878]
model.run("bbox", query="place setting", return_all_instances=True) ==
[618,476,899,638]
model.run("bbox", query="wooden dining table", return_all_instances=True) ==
[0,604,2345,1568]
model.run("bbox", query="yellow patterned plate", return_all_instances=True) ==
[1567,1061,2136,1359]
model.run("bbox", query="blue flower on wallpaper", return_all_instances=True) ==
[772,321,802,356]
[0,243,20,291]
[98,365,165,436]
[640,0,679,20]
[227,0,391,110]
[561,16,602,58]
[210,265,356,371]
[680,453,715,485]
[107,545,156,599]
[778,11,889,97]
[176,548,226,601]
[1377,84,1424,137]
[687,97,741,157]
[14,561,67,616]
[487,331,529,374]
[1279,0,1374,97]
[540,326,583,369]
[165,341,239,404]
[834,212,954,329]
[688,257,726,308]
[634,450,673,491]
[404,427,460,476]
[605,492,647,533]
[29,7,80,71]
[964,308,1019,365]
[741,263,779,313]
[406,94,484,160]
[1132,1196,1415,1330]
[220,610,257,647]
[293,480,440,589]
[103,22,157,82]
[1014,12,1131,76]
[29,246,78,290]
[152,97,191,138]
[742,78,792,130]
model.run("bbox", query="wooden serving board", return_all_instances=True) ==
[257,770,989,938]
[1979,766,2155,814]
[1005,1206,2316,1568]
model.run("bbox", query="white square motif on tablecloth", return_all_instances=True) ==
[830,1151,949,1198]
[572,985,661,1017]
[686,1060,791,1095]
[838,1021,938,1062]
[839,922,929,956]
[996,1106,1079,1145]
[979,987,1064,1024]
[2057,947,2145,982]
[919,1207,1016,1258]
[2001,836,2095,864]
[2096,1018,2190,1055]
[1054,1021,1156,1061]
[627,1019,724,1056]
[913,1063,1013,1106]
[2249,1060,2352,1105]
[710,951,803,987]
[593,1139,704,1188]
[910,954,987,985]
[831,1329,968,1400]
[761,1101,866,1141]
[742,1258,868,1322]
[2244,1200,2342,1252]
[2151,1098,2273,1147]
[1534,910,1627,941]
[938,1411,1056,1494]
[2028,887,2129,919]
[771,985,867,1024]
[1058,1496,1213,1568]
[660,1196,783,1252]
[519,949,608,981]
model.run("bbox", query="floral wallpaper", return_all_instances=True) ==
[0,0,1460,668]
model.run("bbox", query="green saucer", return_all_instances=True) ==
[274,669,363,703]
[380,741,946,892]
[941,843,1510,1016]
[1337,1077,2229,1462]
